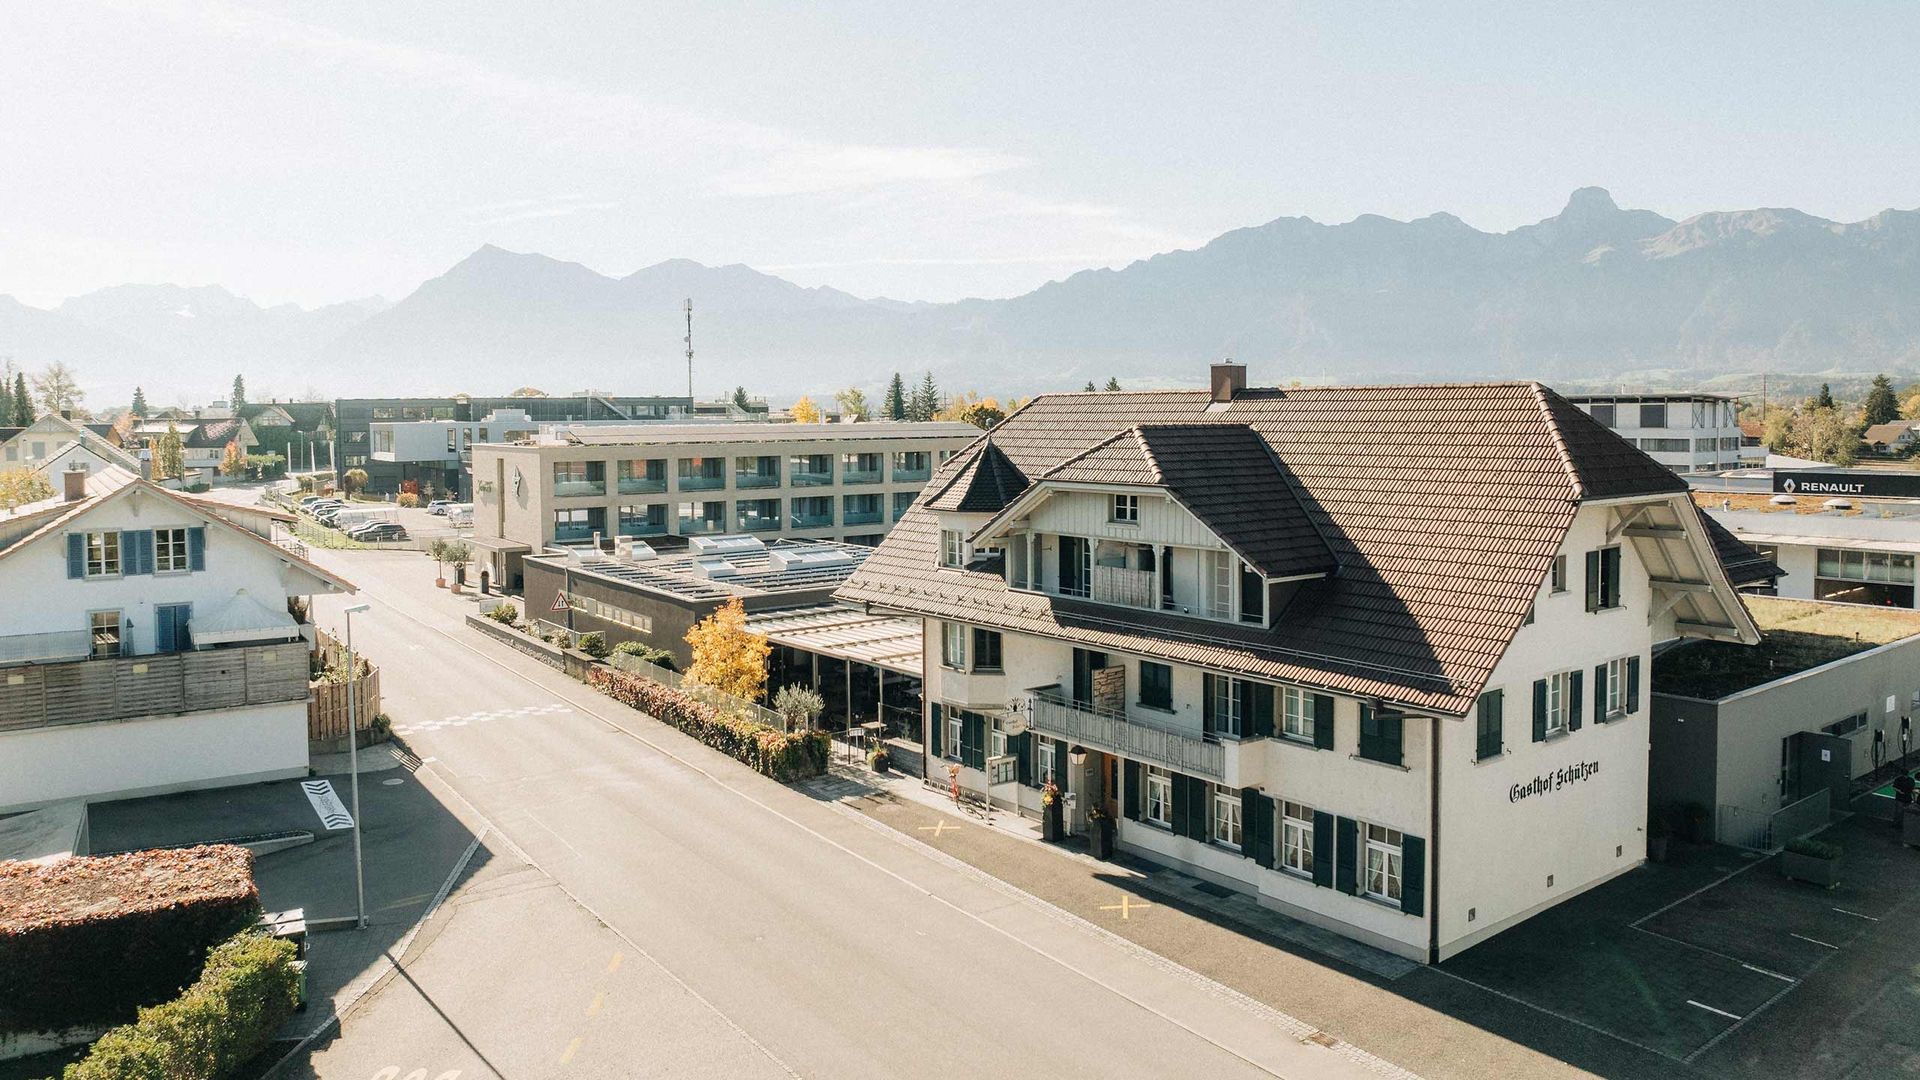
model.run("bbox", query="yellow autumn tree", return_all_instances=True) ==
[684,597,771,701]
[219,439,246,478]
[790,395,823,424]
[0,467,54,511]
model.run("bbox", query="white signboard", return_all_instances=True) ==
[1003,714,1030,737]
[986,753,1018,787]
[300,779,355,831]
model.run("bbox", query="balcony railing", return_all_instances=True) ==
[1091,565,1157,610]
[0,630,91,667]
[791,470,833,487]
[677,474,725,492]
[891,465,931,483]
[553,479,606,498]
[618,477,667,495]
[843,504,883,525]
[841,469,882,485]
[1025,686,1224,780]
[789,511,835,529]
[0,642,309,733]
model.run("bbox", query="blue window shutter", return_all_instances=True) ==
[1400,835,1426,917]
[66,533,85,578]
[188,526,206,571]
[1568,670,1583,731]
[1627,656,1642,715]
[156,607,175,653]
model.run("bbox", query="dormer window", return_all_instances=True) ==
[940,529,965,568]
[1239,561,1265,624]
[1111,494,1139,523]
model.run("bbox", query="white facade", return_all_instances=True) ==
[1567,394,1744,474]
[0,470,352,812]
[1709,505,1920,610]
[928,490,1744,962]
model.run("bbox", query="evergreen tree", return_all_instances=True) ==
[911,371,940,422]
[231,374,247,412]
[730,385,750,410]
[0,366,10,425]
[1084,381,1097,392]
[1104,377,1122,391]
[11,373,31,425]
[1816,382,1834,409]
[1863,373,1900,426]
[884,373,906,420]
[131,386,149,419]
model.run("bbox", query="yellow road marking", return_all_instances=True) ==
[1098,895,1151,920]
[587,991,606,1016]
[560,1036,582,1064]
[606,951,623,974]
[916,820,959,837]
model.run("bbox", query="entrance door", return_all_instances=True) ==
[1788,731,1852,812]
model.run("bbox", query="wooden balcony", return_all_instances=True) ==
[1025,686,1225,780]
[0,642,310,733]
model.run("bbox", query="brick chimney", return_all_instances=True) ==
[63,461,89,503]
[1210,361,1247,403]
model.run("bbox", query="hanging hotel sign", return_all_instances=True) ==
[1773,471,1920,500]
[1509,760,1600,804]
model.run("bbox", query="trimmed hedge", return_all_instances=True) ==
[586,667,829,781]
[611,640,676,670]
[65,931,300,1080]
[0,846,260,1031]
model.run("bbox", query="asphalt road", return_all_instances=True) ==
[289,547,1405,1080]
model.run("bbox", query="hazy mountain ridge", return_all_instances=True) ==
[7,188,1920,403]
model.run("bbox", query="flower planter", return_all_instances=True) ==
[1781,850,1841,889]
[1090,816,1116,860]
[1042,800,1064,842]
[870,752,892,775]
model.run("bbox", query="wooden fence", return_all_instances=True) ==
[307,629,382,741]
[0,643,308,732]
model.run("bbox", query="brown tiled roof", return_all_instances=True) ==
[1698,511,1784,586]
[924,437,1028,513]
[840,382,1722,715]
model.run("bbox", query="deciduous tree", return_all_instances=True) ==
[219,440,246,478]
[790,395,823,424]
[685,597,770,701]
[31,363,82,416]
[343,467,369,495]
[834,387,870,421]
[0,467,53,511]
[154,423,186,481]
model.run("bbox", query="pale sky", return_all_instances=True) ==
[5,1,1919,309]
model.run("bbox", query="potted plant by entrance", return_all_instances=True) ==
[445,541,473,595]
[1781,837,1842,889]
[1041,781,1064,842]
[1088,803,1115,860]
[868,743,892,774]
[1647,814,1669,864]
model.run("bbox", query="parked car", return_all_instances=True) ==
[298,495,332,508]
[425,500,454,515]
[349,522,409,542]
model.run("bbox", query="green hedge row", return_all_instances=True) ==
[586,667,829,781]
[65,931,301,1080]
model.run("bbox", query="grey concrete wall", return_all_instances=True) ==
[1648,693,1720,819]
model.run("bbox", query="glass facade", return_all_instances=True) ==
[735,455,780,489]
[789,454,833,486]
[790,496,833,528]
[843,493,883,525]
[736,498,781,531]
[891,451,931,482]
[618,458,666,494]
[553,460,605,497]
[677,500,728,534]
[677,456,726,491]
[618,503,667,536]
[841,452,883,484]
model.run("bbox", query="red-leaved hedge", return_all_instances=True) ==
[586,667,830,781]
[0,845,261,1031]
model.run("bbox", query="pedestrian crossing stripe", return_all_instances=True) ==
[300,779,355,831]
[390,703,572,735]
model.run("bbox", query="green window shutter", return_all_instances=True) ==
[928,703,943,759]
[1532,679,1547,742]
[1584,549,1601,612]
[1247,790,1274,868]
[1124,760,1142,821]
[1603,547,1622,608]
[1013,731,1032,785]
[1250,684,1275,738]
[1313,694,1336,749]
[962,712,985,769]
[1311,812,1334,887]
[1627,656,1642,715]
[1477,689,1503,760]
[1568,670,1583,732]
[1400,835,1426,917]
[1201,674,1217,736]
[1187,777,1211,841]
[1594,664,1608,724]
[1169,774,1191,836]
[1335,816,1359,895]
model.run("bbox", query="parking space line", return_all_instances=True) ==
[1628,854,1770,929]
[1832,906,1879,921]
[1686,1000,1743,1021]
[1427,967,1686,1064]
[1741,963,1794,983]
[1790,932,1838,950]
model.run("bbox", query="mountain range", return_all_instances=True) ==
[7,187,1920,407]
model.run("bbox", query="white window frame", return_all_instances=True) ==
[1212,787,1242,850]
[940,622,967,670]
[1211,676,1244,738]
[1603,656,1628,719]
[1144,767,1172,828]
[89,609,123,659]
[1038,739,1056,785]
[1280,800,1314,875]
[989,718,1008,760]
[1363,823,1403,903]
[940,529,964,568]
[154,527,190,574]
[1550,554,1567,594]
[84,531,120,578]
[1545,670,1569,737]
[1111,493,1139,523]
[946,710,963,761]
[1282,687,1313,741]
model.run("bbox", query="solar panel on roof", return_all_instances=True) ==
[691,534,766,555]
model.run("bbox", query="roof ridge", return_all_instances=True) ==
[1530,382,1586,501]
[1128,425,1167,481]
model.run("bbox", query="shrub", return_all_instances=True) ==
[395,492,420,508]
[488,602,519,624]
[577,631,609,658]
[64,931,301,1080]
[0,846,260,1030]
[586,667,829,781]
[611,640,676,670]
[772,684,825,729]
[1786,837,1842,860]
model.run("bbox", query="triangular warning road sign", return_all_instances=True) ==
[551,594,571,612]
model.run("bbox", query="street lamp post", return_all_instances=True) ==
[343,602,372,929]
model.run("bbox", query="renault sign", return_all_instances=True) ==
[1773,470,1920,500]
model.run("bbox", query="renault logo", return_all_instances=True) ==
[1782,478,1796,493]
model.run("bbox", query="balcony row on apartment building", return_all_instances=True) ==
[467,422,979,590]
[836,365,1782,963]
[0,462,355,813]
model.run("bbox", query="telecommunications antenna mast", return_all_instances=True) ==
[683,299,694,399]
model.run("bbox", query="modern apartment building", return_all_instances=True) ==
[468,422,980,590]
[1564,392,1744,474]
[838,367,1776,963]
[334,394,695,494]
[0,462,355,812]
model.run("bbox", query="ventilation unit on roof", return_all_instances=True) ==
[615,538,659,563]
[768,547,855,572]
[690,534,767,555]
[691,556,741,579]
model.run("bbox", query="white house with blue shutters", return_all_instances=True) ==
[0,462,354,812]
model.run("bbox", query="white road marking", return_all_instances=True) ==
[300,778,355,830]
[1741,963,1794,983]
[1790,932,1838,949]
[1831,907,1878,921]
[1686,1000,1743,1021]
